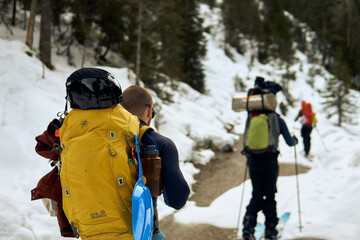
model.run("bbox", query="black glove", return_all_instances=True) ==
[293,136,298,145]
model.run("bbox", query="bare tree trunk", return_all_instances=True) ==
[42,61,45,79]
[135,0,143,85]
[12,0,17,26]
[81,37,87,68]
[321,5,327,66]
[337,87,342,127]
[26,0,37,49]
[39,0,54,69]
[23,6,27,30]
[346,0,353,48]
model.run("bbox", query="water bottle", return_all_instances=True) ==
[142,145,162,197]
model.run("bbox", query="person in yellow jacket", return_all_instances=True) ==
[121,85,190,240]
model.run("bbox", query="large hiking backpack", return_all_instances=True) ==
[59,106,140,239]
[243,88,280,154]
[301,101,316,125]
[32,114,155,239]
[59,68,142,239]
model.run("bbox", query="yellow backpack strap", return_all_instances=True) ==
[139,125,153,139]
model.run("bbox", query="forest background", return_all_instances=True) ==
[2,0,360,119]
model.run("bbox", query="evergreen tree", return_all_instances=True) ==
[143,0,206,92]
[136,1,164,84]
[70,0,99,46]
[279,0,360,90]
[94,0,136,63]
[222,0,261,54]
[222,0,294,64]
[334,0,360,89]
[261,0,294,64]
[152,1,184,82]
[178,0,206,93]
[321,77,357,127]
[322,47,357,126]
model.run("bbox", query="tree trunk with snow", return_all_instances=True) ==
[25,0,37,49]
[11,0,17,26]
[39,0,54,70]
[135,0,143,86]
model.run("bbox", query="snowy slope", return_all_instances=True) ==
[0,4,360,240]
[172,5,360,240]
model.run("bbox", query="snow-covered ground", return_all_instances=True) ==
[0,4,360,240]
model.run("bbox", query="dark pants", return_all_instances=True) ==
[243,152,279,231]
[301,125,313,155]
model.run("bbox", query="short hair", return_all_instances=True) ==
[121,85,153,117]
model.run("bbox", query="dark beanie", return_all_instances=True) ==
[250,76,282,95]
[254,76,265,87]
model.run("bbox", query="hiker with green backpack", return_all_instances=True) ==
[240,77,298,240]
[121,85,190,240]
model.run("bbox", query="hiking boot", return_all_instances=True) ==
[242,215,256,240]
[264,223,278,240]
[242,230,255,240]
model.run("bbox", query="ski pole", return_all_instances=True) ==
[234,163,248,239]
[294,145,303,232]
[314,127,328,151]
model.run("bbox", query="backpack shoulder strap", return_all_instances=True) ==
[139,124,154,139]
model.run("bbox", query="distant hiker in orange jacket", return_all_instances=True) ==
[295,101,317,157]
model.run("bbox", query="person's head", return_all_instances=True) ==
[301,101,306,108]
[254,76,265,88]
[121,85,155,125]
[252,76,282,95]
